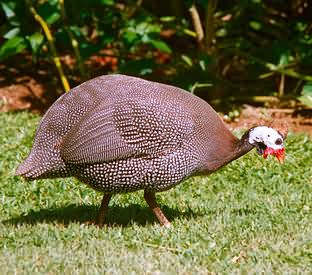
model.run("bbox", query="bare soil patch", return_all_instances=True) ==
[226,105,312,136]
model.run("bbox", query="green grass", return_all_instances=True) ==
[1,111,312,274]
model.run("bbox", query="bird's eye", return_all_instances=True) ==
[268,134,270,137]
[275,138,282,145]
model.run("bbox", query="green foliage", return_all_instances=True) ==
[0,36,27,61]
[299,82,312,107]
[0,1,31,60]
[123,18,171,53]
[1,0,312,105]
[38,0,60,25]
[1,112,312,273]
[0,0,173,76]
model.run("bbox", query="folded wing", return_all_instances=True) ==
[60,97,194,164]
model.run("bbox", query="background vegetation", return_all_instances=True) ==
[1,1,312,273]
[1,0,312,107]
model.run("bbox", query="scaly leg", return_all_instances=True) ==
[144,190,171,227]
[96,193,112,227]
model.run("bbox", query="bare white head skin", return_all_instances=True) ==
[247,126,286,163]
[248,126,284,151]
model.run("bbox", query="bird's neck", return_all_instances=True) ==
[219,138,253,170]
[199,131,254,174]
[231,134,254,161]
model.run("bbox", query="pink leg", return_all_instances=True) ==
[144,190,171,227]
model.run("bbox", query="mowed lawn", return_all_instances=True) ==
[1,111,312,274]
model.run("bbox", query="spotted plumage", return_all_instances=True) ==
[16,74,287,227]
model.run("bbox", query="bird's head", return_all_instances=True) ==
[247,126,287,164]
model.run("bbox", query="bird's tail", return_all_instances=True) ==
[15,150,69,179]
[15,154,45,179]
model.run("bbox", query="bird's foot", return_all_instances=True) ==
[163,221,171,228]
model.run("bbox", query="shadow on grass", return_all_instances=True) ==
[2,203,205,227]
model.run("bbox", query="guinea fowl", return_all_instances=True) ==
[16,74,287,227]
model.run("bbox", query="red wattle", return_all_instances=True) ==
[263,147,274,159]
[263,147,285,160]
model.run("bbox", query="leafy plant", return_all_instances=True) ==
[299,82,312,108]
[1,0,312,106]
[122,18,171,53]
[0,1,33,61]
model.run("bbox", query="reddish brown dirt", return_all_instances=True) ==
[0,56,63,113]
[225,105,312,136]
[1,56,311,136]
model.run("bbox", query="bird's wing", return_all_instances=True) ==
[60,97,194,164]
